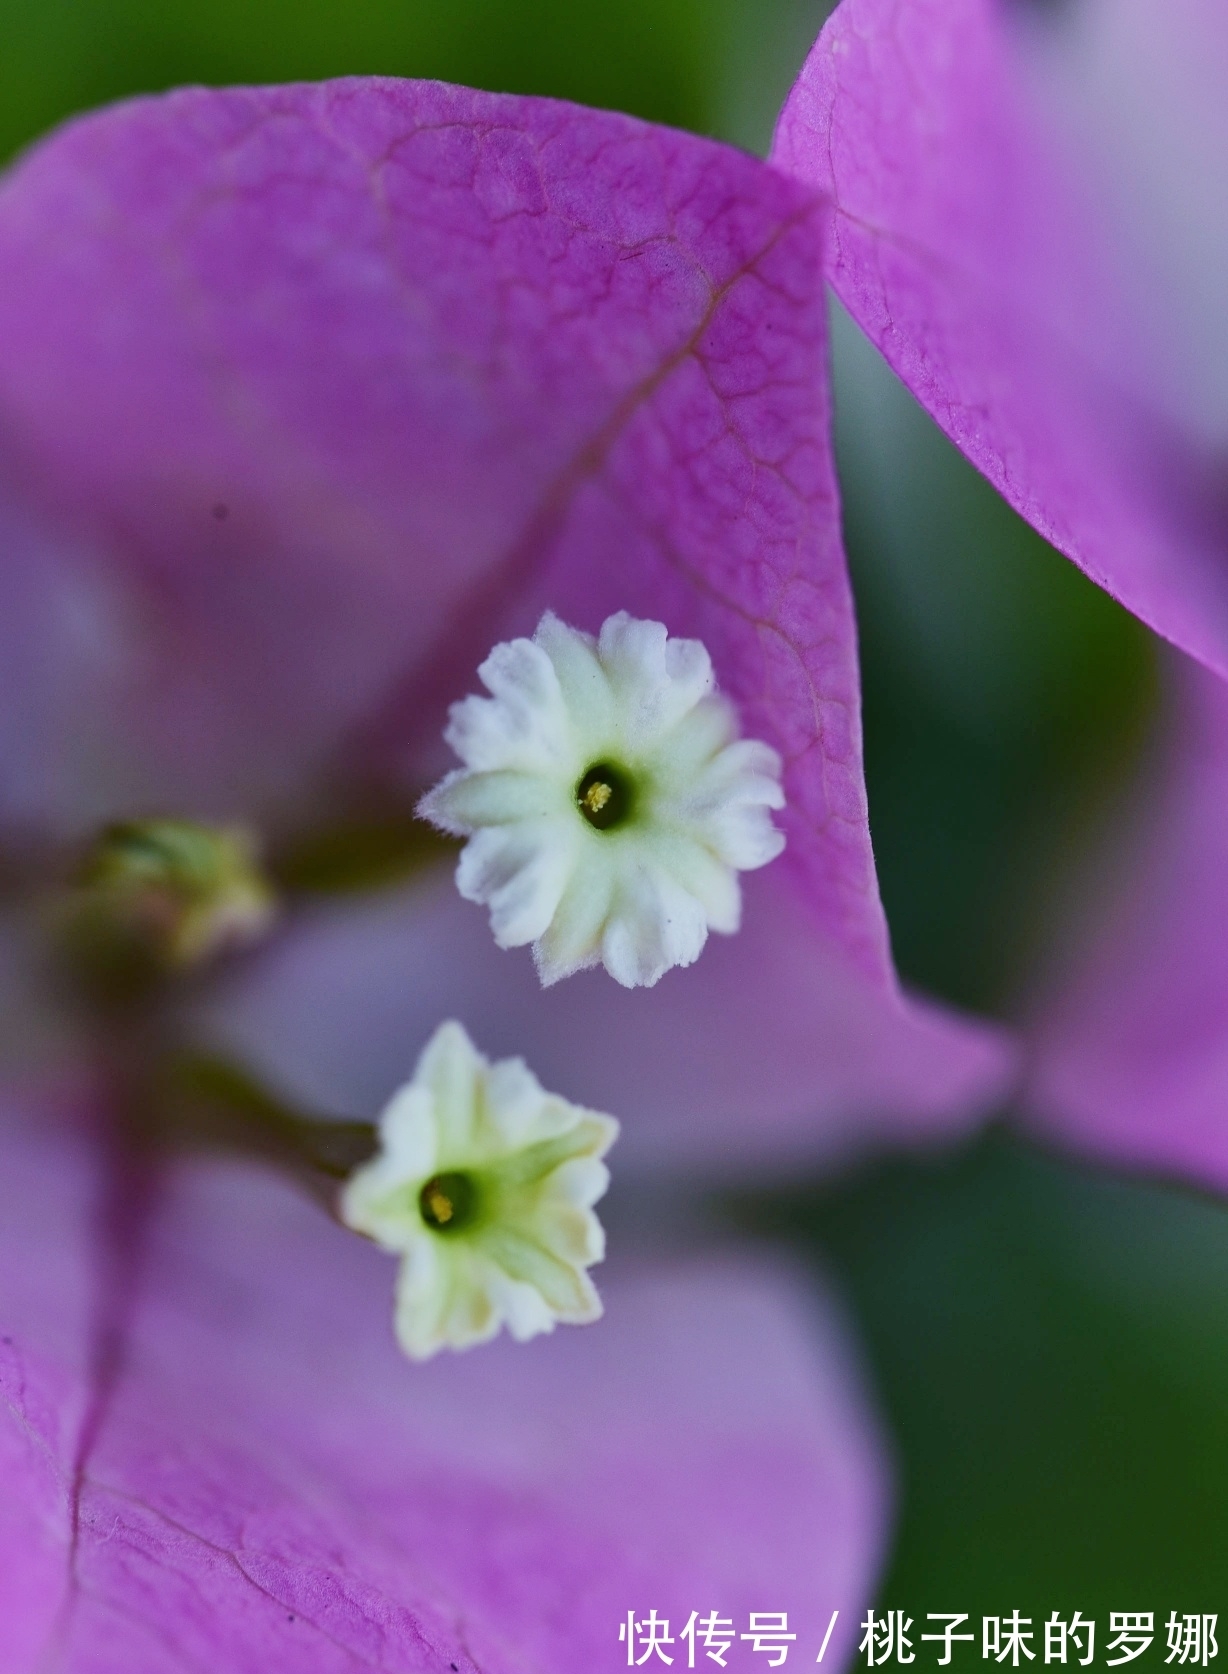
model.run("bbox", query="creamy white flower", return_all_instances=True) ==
[418,611,786,988]
[340,1020,618,1360]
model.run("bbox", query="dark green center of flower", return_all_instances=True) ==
[576,762,634,831]
[418,1171,477,1232]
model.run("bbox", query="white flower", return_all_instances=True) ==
[340,1020,618,1360]
[418,611,786,988]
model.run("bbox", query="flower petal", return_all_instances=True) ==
[1026,657,1228,1192]
[201,864,1016,1176]
[773,0,1228,674]
[0,1093,888,1670]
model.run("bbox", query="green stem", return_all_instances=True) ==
[154,1051,377,1202]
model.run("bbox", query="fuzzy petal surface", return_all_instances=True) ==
[420,610,789,988]
[0,1092,887,1671]
[1027,659,1228,1192]
[773,0,1228,675]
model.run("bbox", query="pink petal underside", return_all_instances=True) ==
[772,0,1228,675]
[0,77,884,986]
[1026,657,1228,1193]
[0,1093,888,1672]
[200,864,1016,1176]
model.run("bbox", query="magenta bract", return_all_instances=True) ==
[0,77,1013,1160]
[773,0,1228,675]
[771,0,1228,1192]
[0,76,1016,1666]
[0,1095,886,1671]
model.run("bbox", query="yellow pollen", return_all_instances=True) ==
[425,1186,454,1223]
[583,781,613,816]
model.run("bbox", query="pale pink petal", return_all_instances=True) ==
[200,863,1015,1176]
[1027,658,1228,1191]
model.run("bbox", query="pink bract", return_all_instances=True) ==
[1027,657,1228,1193]
[0,1093,886,1672]
[772,0,1228,1192]
[0,77,1013,1159]
[0,76,1014,1667]
[772,0,1228,675]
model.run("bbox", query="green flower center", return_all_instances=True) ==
[418,1170,478,1232]
[575,761,635,831]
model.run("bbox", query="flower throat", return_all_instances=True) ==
[576,762,634,831]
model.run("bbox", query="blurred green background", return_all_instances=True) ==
[5,0,1220,1632]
